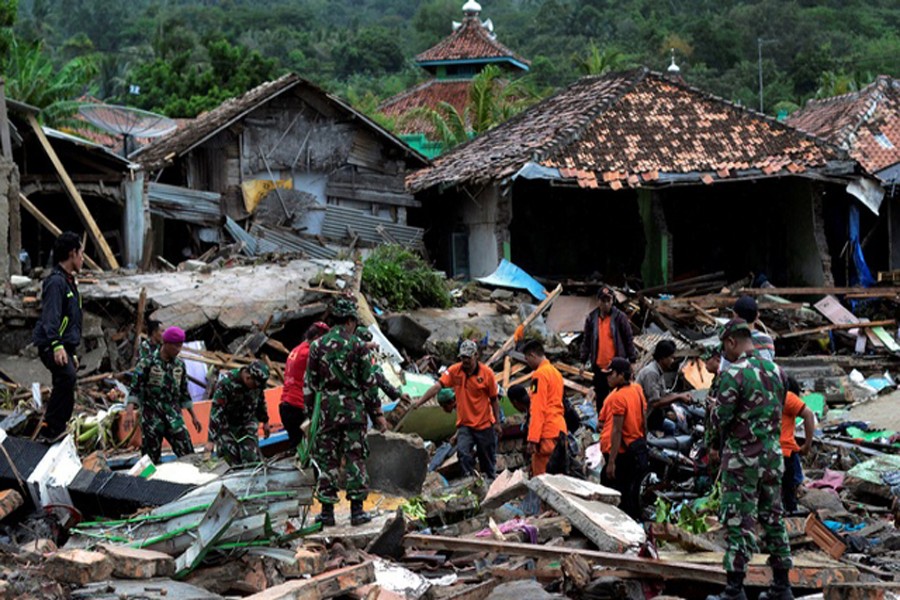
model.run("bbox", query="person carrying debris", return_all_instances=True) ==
[521,340,567,477]
[304,298,388,527]
[136,319,164,364]
[128,326,202,463]
[580,285,636,411]
[781,377,815,515]
[33,231,84,442]
[598,357,648,520]
[209,360,271,465]
[414,340,501,479]
[280,321,330,450]
[707,319,792,600]
[636,339,693,435]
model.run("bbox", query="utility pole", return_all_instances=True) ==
[757,37,764,113]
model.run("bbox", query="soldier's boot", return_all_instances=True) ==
[350,499,373,526]
[706,572,748,600]
[758,568,794,600]
[315,503,336,527]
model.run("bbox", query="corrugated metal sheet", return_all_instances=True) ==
[224,217,337,259]
[320,204,424,248]
[148,183,222,226]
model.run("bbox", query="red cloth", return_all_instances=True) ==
[281,341,310,409]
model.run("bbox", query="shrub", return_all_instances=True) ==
[362,245,451,311]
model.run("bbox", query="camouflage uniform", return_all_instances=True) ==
[710,340,792,575]
[305,325,383,504]
[356,328,402,401]
[129,349,195,463]
[210,366,268,465]
[137,338,159,364]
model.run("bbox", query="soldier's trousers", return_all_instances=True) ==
[217,424,261,466]
[314,425,368,504]
[720,450,792,573]
[141,406,194,464]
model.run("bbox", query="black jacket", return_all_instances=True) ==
[33,265,82,351]
[580,305,636,366]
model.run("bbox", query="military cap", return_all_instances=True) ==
[247,360,270,384]
[719,318,751,341]
[458,339,478,357]
[699,344,721,361]
[331,298,358,319]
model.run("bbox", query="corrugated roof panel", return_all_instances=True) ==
[320,204,424,248]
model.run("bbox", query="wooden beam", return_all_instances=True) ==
[486,284,563,366]
[131,288,147,367]
[26,113,120,269]
[780,320,895,340]
[19,193,103,272]
[737,287,900,297]
[404,534,726,584]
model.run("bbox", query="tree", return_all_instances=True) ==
[574,42,629,75]
[0,0,15,57]
[3,36,98,127]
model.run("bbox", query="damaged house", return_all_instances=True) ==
[788,76,900,272]
[407,68,883,287]
[133,74,429,262]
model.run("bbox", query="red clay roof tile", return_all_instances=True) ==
[415,17,529,67]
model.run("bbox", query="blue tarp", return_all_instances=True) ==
[476,259,547,301]
[849,204,876,288]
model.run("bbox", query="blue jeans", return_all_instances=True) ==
[457,425,497,478]
[782,452,803,513]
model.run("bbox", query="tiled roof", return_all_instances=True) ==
[415,17,529,67]
[380,79,473,135]
[135,74,426,169]
[787,76,900,174]
[407,69,842,193]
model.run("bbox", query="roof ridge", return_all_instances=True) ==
[415,15,529,66]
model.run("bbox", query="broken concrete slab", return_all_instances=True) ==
[844,454,900,500]
[366,431,428,497]
[72,578,224,600]
[528,474,621,505]
[97,544,176,579]
[527,474,643,553]
[483,469,529,510]
[374,559,430,599]
[382,315,431,353]
[486,580,565,599]
[366,508,407,559]
[44,549,114,585]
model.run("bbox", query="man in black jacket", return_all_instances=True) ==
[580,285,636,411]
[33,232,84,441]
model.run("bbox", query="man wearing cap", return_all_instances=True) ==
[522,340,567,477]
[707,319,792,600]
[280,322,330,450]
[598,357,648,520]
[209,360,271,465]
[33,231,84,442]
[128,327,202,463]
[305,298,389,527]
[415,340,501,478]
[581,285,636,411]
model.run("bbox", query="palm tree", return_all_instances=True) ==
[815,70,874,99]
[3,37,98,128]
[574,42,628,76]
[403,64,537,149]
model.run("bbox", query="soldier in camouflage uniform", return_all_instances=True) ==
[305,298,388,527]
[136,319,163,365]
[707,319,793,600]
[128,327,202,463]
[209,361,271,465]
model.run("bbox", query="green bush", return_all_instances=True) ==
[362,245,451,311]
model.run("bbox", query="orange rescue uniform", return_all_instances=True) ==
[599,383,647,453]
[439,362,498,430]
[527,359,567,476]
[781,391,807,456]
[596,316,615,369]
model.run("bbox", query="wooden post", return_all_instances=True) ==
[132,287,147,366]
[0,79,11,159]
[486,284,563,366]
[19,194,103,272]
[26,114,119,269]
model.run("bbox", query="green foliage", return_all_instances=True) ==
[362,245,452,311]
[0,0,16,56]
[574,43,631,76]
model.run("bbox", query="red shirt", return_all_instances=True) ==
[281,341,310,409]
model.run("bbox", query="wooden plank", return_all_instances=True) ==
[780,320,895,340]
[502,356,511,390]
[19,193,104,272]
[441,580,499,600]
[26,114,120,269]
[243,561,375,600]
[403,534,726,584]
[738,287,900,297]
[486,284,563,366]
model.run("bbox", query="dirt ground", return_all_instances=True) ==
[846,387,900,431]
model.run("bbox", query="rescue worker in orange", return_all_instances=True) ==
[581,285,636,411]
[415,340,501,478]
[521,340,567,477]
[598,357,648,520]
[781,377,815,514]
